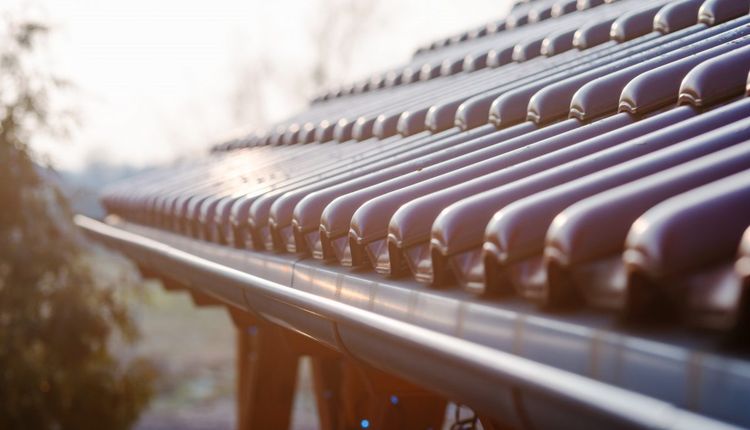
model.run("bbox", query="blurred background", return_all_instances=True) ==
[12,0,507,173]
[0,1,510,429]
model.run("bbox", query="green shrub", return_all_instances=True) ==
[0,19,155,430]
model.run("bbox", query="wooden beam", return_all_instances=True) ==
[229,307,258,327]
[188,288,224,307]
[479,416,518,430]
[336,361,446,430]
[235,324,299,430]
[159,276,188,291]
[311,357,343,430]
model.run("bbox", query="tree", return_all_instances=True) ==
[308,0,378,91]
[228,0,379,132]
[0,19,155,430]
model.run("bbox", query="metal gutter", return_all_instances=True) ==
[76,215,748,429]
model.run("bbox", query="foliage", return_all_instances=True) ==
[0,19,155,430]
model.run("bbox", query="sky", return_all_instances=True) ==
[5,0,509,172]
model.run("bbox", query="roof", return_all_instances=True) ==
[81,0,750,428]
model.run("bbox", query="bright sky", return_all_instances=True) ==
[9,0,509,171]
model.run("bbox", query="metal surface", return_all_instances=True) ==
[93,0,750,427]
[77,215,749,429]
